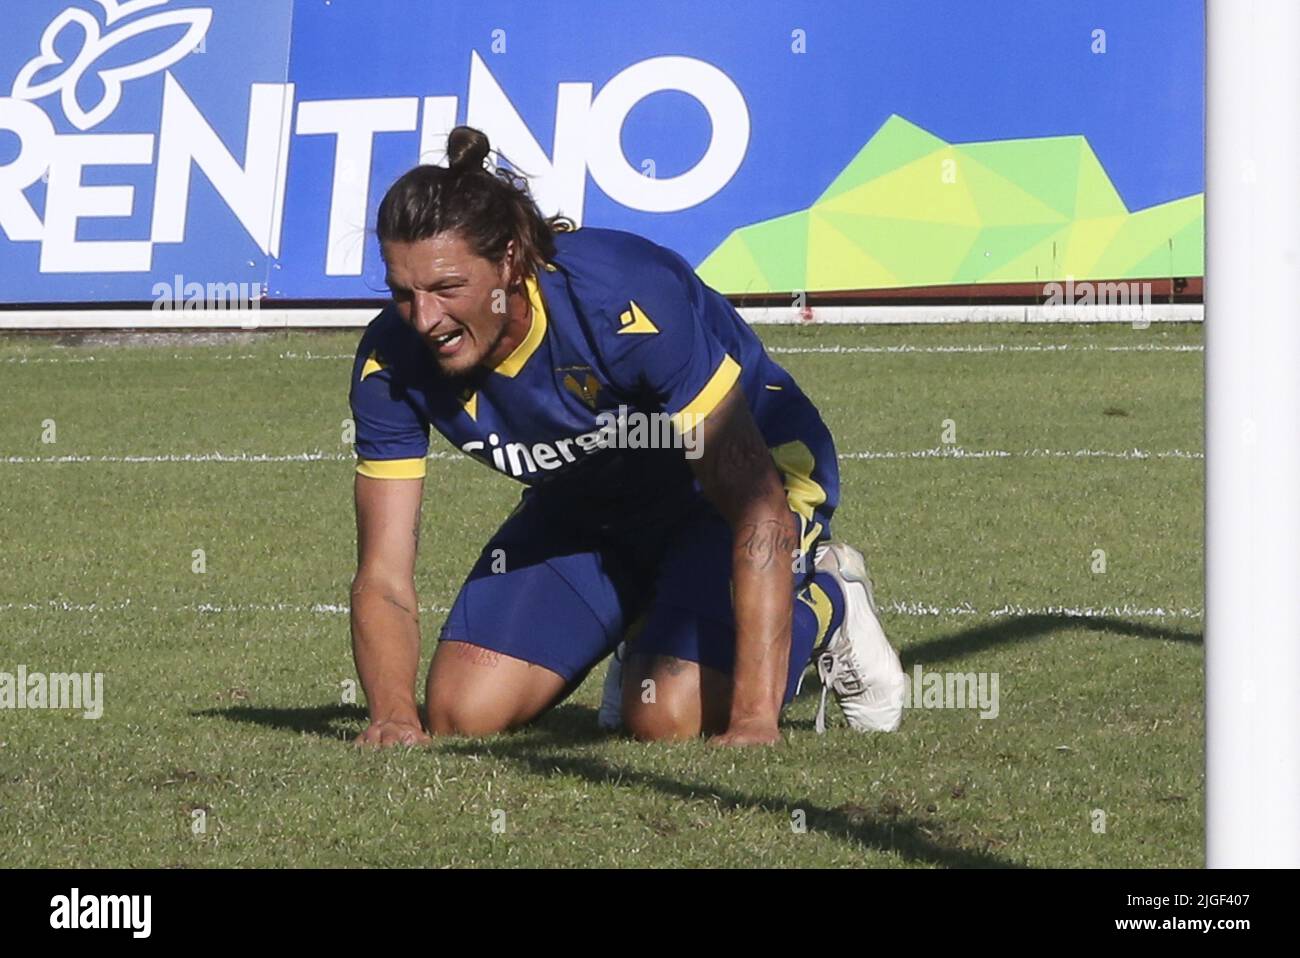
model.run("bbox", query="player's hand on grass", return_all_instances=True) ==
[710,717,781,747]
[354,717,431,748]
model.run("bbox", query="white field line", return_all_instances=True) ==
[0,451,459,464]
[766,343,1204,355]
[1,447,1205,465]
[0,303,1204,329]
[0,598,1202,621]
[0,451,387,464]
[837,447,1205,461]
[0,343,1204,364]
[882,600,1202,620]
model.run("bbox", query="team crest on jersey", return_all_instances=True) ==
[560,368,602,409]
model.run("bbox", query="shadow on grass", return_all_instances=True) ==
[194,612,1189,866]
[518,703,612,745]
[782,613,1200,707]
[191,703,367,741]
[900,613,1201,670]
[195,614,1198,736]
[194,700,1017,866]
[191,701,606,745]
[439,736,1018,868]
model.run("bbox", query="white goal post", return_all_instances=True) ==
[1206,0,1300,867]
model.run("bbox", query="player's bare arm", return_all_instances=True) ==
[688,384,799,746]
[350,474,430,747]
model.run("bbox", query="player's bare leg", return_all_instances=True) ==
[424,641,568,735]
[620,653,732,741]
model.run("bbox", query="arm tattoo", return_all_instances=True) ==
[738,517,799,571]
[704,413,771,507]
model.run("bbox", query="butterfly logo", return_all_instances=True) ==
[11,1,212,131]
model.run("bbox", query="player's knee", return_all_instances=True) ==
[623,693,700,742]
[425,697,514,737]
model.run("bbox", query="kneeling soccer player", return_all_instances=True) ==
[348,127,906,748]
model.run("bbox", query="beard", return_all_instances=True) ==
[428,319,510,386]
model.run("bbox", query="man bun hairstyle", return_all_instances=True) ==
[445,125,491,173]
[377,126,574,286]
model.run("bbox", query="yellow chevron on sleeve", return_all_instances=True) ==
[356,457,426,479]
[360,350,385,381]
[617,300,659,335]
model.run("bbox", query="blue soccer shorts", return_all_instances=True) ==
[436,442,842,705]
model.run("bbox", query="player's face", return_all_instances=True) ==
[382,232,520,378]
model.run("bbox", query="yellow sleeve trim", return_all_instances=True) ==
[356,457,427,479]
[669,354,741,433]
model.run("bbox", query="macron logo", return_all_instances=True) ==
[50,888,152,938]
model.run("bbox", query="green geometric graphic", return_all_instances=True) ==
[697,115,1204,294]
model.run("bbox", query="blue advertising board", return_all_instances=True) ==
[0,0,1204,304]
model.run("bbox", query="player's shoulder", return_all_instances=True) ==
[552,225,676,261]
[547,227,703,351]
[355,304,409,355]
[350,305,428,387]
[550,227,698,302]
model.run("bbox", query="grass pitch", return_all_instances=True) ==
[0,321,1203,867]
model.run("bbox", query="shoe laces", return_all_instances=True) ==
[815,679,832,734]
[814,650,844,733]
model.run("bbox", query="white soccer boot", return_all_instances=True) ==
[811,542,906,733]
[597,643,625,731]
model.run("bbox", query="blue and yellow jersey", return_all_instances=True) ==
[349,226,839,543]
